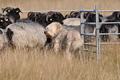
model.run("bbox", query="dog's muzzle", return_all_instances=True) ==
[44,31,52,38]
[44,31,47,34]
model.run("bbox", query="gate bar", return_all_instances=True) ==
[95,5,100,61]
[80,6,85,59]
[84,43,97,47]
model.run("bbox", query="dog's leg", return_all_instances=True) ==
[53,39,59,53]
[53,33,63,53]
[65,42,72,60]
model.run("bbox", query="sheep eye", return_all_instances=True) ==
[5,19,8,21]
[16,10,19,12]
[50,18,52,21]
[0,20,3,22]
[7,10,10,12]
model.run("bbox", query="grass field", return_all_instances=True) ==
[0,0,119,80]
[0,44,119,80]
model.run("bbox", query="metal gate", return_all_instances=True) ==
[80,6,100,61]
[80,5,120,61]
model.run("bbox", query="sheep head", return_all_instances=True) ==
[2,7,22,23]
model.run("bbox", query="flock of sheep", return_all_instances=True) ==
[0,7,120,59]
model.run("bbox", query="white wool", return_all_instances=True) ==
[5,22,46,48]
[63,18,80,26]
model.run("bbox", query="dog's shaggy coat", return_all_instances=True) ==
[44,22,83,59]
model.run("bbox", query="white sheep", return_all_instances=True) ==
[63,18,81,26]
[5,22,47,49]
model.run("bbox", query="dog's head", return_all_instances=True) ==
[44,22,63,38]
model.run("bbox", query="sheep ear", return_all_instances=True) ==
[3,9,10,13]
[15,8,22,13]
[70,11,74,15]
[84,12,91,19]
[2,7,13,13]
[2,8,7,13]
[112,12,118,18]
[27,12,33,17]
[117,12,120,19]
[36,13,41,17]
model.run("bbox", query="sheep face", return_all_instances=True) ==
[108,12,120,21]
[0,15,12,29]
[36,13,48,27]
[3,7,22,23]
[85,12,103,22]
[27,12,41,21]
[69,11,80,18]
[46,11,65,24]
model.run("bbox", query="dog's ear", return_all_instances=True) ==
[56,22,62,31]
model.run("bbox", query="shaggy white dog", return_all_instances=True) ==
[44,22,83,59]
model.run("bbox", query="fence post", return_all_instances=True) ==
[95,5,100,61]
[80,6,85,60]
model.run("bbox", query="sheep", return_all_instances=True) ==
[65,11,81,18]
[62,18,82,35]
[62,12,103,43]
[100,20,120,42]
[18,12,49,27]
[46,11,65,24]
[0,15,12,29]
[100,12,120,42]
[27,11,42,21]
[5,22,47,49]
[63,12,92,26]
[17,11,42,23]
[35,13,49,27]
[2,7,22,23]
[103,12,120,21]
[0,28,7,50]
[62,18,81,26]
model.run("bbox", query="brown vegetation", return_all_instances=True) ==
[0,44,119,80]
[0,0,119,80]
[0,0,120,17]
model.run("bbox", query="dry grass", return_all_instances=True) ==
[0,0,119,80]
[0,0,120,17]
[0,44,119,80]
